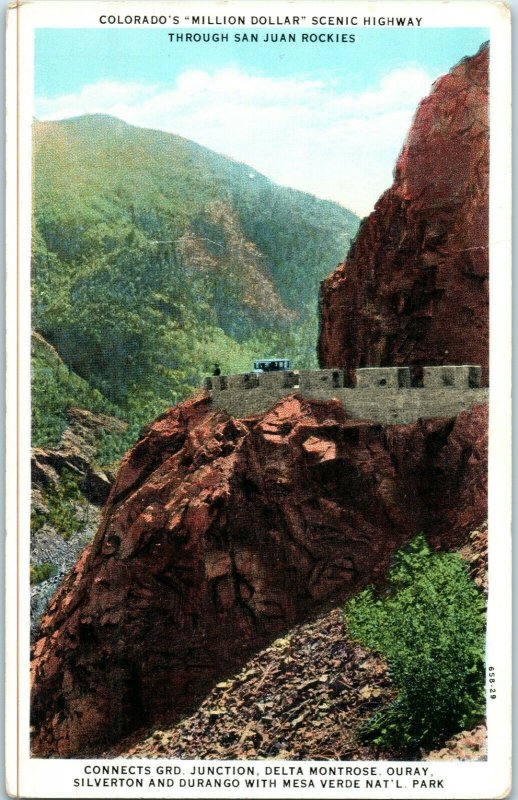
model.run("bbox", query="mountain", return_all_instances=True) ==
[318,44,489,385]
[32,115,359,454]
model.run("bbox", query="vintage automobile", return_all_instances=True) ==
[253,358,291,373]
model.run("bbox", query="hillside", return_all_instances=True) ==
[33,115,358,455]
[32,331,120,447]
[115,518,487,762]
[113,526,487,761]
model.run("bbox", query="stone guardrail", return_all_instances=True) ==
[202,365,486,424]
[204,365,482,392]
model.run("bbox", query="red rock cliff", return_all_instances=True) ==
[318,44,489,385]
[31,394,487,757]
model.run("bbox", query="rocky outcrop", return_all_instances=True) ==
[318,44,489,385]
[425,724,487,761]
[32,407,126,504]
[459,523,488,594]
[31,393,487,757]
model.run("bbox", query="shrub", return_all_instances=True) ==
[30,562,58,585]
[344,534,486,752]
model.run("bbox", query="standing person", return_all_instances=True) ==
[213,363,221,376]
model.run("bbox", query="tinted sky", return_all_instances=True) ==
[35,27,488,215]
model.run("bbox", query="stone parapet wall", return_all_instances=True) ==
[208,387,488,424]
[205,371,303,391]
[203,366,486,422]
[356,367,411,389]
[338,388,488,425]
[209,387,292,418]
[205,365,482,394]
[423,365,482,389]
[299,369,344,390]
[257,372,292,389]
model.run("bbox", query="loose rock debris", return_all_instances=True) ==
[116,608,398,760]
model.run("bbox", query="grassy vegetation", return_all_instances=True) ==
[32,333,119,449]
[344,535,486,753]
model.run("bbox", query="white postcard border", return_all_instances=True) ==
[5,2,512,798]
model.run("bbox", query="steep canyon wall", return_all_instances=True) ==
[318,44,489,384]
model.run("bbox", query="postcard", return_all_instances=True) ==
[5,1,512,797]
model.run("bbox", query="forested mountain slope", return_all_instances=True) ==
[33,115,358,455]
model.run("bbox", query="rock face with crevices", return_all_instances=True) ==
[318,44,489,385]
[31,394,487,757]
